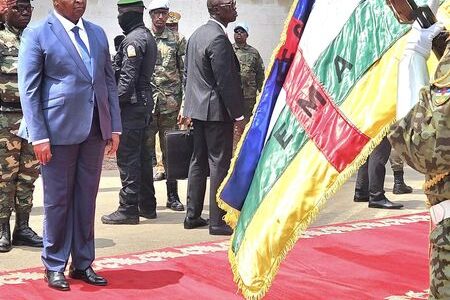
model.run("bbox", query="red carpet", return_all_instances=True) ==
[0,213,430,299]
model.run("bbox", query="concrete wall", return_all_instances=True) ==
[31,0,292,64]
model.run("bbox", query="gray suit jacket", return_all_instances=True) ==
[184,20,244,122]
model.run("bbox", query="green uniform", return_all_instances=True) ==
[388,44,450,300]
[389,148,404,172]
[147,27,186,171]
[232,43,265,151]
[233,43,264,119]
[0,26,39,222]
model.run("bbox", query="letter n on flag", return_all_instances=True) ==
[217,0,449,299]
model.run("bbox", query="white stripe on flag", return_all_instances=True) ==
[300,0,361,67]
[265,88,287,145]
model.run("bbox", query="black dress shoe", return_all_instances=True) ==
[353,195,369,202]
[209,225,233,236]
[69,265,107,286]
[139,210,157,219]
[184,217,209,229]
[369,198,403,209]
[101,210,139,225]
[44,270,70,291]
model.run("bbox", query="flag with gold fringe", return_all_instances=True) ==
[218,0,450,299]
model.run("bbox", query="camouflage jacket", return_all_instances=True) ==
[233,43,265,100]
[0,26,21,113]
[388,45,450,206]
[151,27,186,114]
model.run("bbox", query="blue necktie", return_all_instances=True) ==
[71,26,92,78]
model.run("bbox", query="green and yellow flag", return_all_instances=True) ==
[218,0,450,299]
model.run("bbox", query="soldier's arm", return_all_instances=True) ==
[177,35,187,88]
[256,52,265,92]
[117,38,144,104]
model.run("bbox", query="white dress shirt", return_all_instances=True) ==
[54,10,90,55]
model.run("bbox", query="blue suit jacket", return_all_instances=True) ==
[18,13,122,145]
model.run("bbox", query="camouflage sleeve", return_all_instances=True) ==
[388,85,450,175]
[177,35,186,89]
[256,52,265,92]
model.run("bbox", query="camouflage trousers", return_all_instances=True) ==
[389,148,404,173]
[0,112,39,221]
[233,97,256,153]
[429,218,450,299]
[146,110,179,174]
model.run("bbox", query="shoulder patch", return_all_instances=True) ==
[127,45,137,57]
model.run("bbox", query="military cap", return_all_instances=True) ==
[234,22,249,34]
[166,11,180,24]
[117,0,145,7]
[148,0,169,11]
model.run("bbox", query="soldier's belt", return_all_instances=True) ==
[430,200,450,225]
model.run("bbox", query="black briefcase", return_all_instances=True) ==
[165,129,193,180]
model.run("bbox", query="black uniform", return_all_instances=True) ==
[114,24,157,217]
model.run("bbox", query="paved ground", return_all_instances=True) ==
[0,165,427,272]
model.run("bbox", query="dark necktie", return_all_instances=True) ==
[71,26,92,77]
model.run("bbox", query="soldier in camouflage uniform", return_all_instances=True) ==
[232,22,265,151]
[146,0,185,211]
[0,0,42,252]
[151,10,186,182]
[388,22,450,299]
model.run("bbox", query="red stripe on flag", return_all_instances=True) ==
[275,18,304,62]
[283,48,370,172]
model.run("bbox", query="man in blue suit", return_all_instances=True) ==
[17,0,121,291]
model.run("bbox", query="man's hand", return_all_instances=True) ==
[234,118,246,129]
[406,22,445,58]
[177,113,192,128]
[33,142,52,165]
[106,133,120,156]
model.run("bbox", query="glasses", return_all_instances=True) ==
[11,5,34,13]
[234,29,246,34]
[217,0,236,9]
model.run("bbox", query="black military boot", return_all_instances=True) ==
[0,217,12,252]
[166,181,184,211]
[101,209,139,225]
[12,212,43,247]
[393,171,413,194]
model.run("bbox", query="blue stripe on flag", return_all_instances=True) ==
[220,0,315,211]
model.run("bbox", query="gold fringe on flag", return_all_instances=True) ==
[228,122,395,300]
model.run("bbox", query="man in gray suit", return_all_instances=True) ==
[179,0,244,236]
[17,0,121,291]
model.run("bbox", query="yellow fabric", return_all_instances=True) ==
[232,7,450,300]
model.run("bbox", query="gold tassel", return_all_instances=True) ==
[230,122,396,300]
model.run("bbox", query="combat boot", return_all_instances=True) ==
[12,212,43,247]
[166,181,184,211]
[393,171,413,195]
[0,218,12,252]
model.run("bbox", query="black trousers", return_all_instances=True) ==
[117,125,156,215]
[355,137,391,201]
[186,119,233,227]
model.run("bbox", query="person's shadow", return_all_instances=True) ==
[76,269,183,291]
